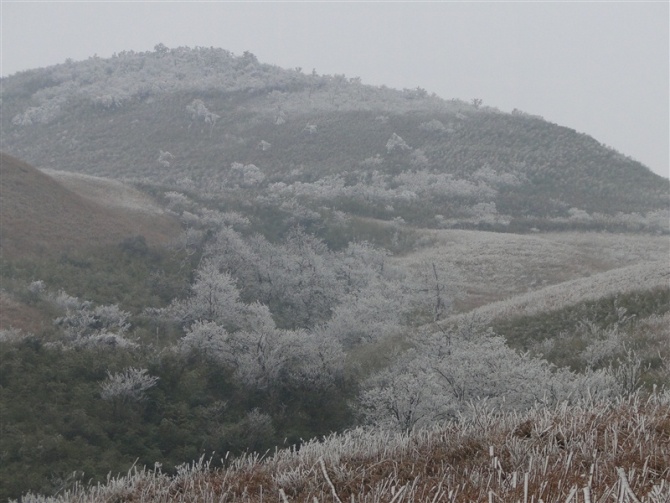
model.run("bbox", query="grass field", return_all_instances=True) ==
[393,228,669,313]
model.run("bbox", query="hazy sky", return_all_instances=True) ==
[1,1,668,178]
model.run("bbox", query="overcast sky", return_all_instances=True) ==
[1,1,668,178]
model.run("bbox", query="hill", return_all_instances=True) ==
[0,47,668,502]
[1,46,667,233]
[0,153,181,259]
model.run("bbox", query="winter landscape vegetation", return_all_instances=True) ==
[0,45,668,502]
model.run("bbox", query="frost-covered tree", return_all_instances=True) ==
[157,150,174,168]
[419,119,447,133]
[385,133,411,153]
[360,324,621,431]
[51,291,135,349]
[425,331,555,408]
[205,226,343,329]
[168,260,245,331]
[186,99,220,125]
[359,349,443,432]
[228,162,266,188]
[322,246,449,345]
[182,303,345,390]
[100,367,159,403]
[178,320,230,363]
[324,276,407,346]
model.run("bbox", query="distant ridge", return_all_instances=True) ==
[1,46,667,231]
[0,153,180,259]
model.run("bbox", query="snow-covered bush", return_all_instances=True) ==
[360,325,621,431]
[385,133,411,153]
[50,292,136,349]
[100,367,159,402]
[185,99,220,125]
[229,162,265,188]
[168,260,246,331]
[419,119,447,133]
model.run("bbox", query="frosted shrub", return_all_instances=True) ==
[51,294,135,349]
[11,100,64,125]
[410,148,430,168]
[580,324,626,368]
[0,328,25,344]
[609,348,646,393]
[50,290,87,311]
[178,320,232,365]
[100,367,159,402]
[241,409,275,445]
[27,280,46,297]
[168,260,245,330]
[468,201,500,225]
[359,349,445,431]
[385,133,411,153]
[157,150,174,168]
[419,119,447,133]
[568,207,594,223]
[394,170,496,201]
[163,191,192,213]
[185,99,219,125]
[229,162,266,187]
[472,164,524,187]
[359,325,619,431]
[360,154,383,166]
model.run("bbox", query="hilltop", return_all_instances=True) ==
[1,45,667,233]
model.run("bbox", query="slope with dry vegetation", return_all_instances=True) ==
[16,392,670,503]
[0,153,181,259]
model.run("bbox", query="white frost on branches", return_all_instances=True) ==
[168,260,246,331]
[419,119,447,133]
[157,150,175,168]
[100,367,159,402]
[229,162,266,188]
[360,325,621,431]
[50,291,136,350]
[186,99,220,126]
[385,133,411,153]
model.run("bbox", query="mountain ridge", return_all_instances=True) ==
[1,45,667,233]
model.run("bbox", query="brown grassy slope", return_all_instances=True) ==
[0,152,181,259]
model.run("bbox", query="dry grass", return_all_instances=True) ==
[394,229,669,313]
[42,169,166,215]
[0,153,181,259]
[18,392,670,502]
[445,260,669,328]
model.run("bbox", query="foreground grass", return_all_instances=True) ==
[17,392,670,502]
